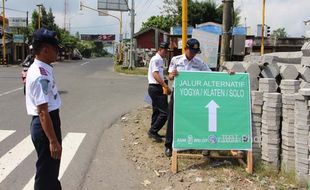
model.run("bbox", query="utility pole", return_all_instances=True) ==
[36,4,43,29]
[182,0,188,53]
[129,0,135,69]
[219,0,233,68]
[2,0,6,65]
[261,0,266,55]
[64,0,67,30]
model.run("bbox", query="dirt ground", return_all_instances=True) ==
[117,105,305,190]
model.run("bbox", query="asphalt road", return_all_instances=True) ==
[0,58,147,190]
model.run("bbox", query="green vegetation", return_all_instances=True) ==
[114,64,148,76]
[143,0,241,32]
[271,28,288,38]
[14,5,109,58]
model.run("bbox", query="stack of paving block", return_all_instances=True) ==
[259,78,278,93]
[251,91,263,162]
[294,89,310,181]
[300,42,310,88]
[261,93,282,169]
[280,80,300,172]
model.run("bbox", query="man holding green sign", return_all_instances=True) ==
[173,72,252,151]
[164,38,240,157]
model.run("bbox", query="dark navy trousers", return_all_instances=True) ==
[165,92,174,149]
[30,109,62,190]
[148,84,168,134]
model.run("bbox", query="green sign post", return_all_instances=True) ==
[173,71,252,150]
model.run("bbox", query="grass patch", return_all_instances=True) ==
[114,64,148,76]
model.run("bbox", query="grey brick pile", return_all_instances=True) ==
[261,93,282,169]
[280,80,300,172]
[251,91,263,162]
[294,89,310,181]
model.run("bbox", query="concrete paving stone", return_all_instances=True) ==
[295,101,309,110]
[251,105,262,114]
[282,136,295,142]
[296,157,309,165]
[261,124,280,130]
[252,121,262,126]
[295,145,309,153]
[283,104,295,109]
[223,61,246,73]
[280,65,299,79]
[262,111,282,118]
[281,79,301,86]
[282,147,296,153]
[243,61,261,76]
[282,94,296,101]
[295,119,310,126]
[280,82,301,90]
[263,92,282,99]
[261,65,280,78]
[282,99,295,105]
[300,67,310,82]
[282,108,295,114]
[295,112,310,118]
[301,42,310,56]
[251,90,263,97]
[300,80,310,89]
[252,115,262,122]
[281,89,299,94]
[262,55,279,65]
[265,102,282,108]
[301,56,310,67]
[259,78,277,84]
[295,128,310,135]
[262,105,282,111]
[259,88,278,93]
[250,75,259,91]
[295,93,310,101]
[299,88,310,96]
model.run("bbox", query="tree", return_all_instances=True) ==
[271,28,288,38]
[160,0,241,27]
[141,15,176,32]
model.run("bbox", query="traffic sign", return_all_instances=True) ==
[173,71,252,150]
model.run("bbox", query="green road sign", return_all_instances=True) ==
[173,71,252,150]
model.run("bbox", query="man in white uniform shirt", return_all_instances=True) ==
[147,42,171,142]
[25,28,62,190]
[164,39,211,156]
[164,38,235,157]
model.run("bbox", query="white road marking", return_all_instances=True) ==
[81,62,89,66]
[0,135,34,183]
[0,130,15,142]
[22,133,86,190]
[0,87,23,97]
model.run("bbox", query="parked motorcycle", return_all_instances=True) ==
[21,54,34,95]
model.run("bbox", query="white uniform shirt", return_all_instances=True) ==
[148,53,165,84]
[168,54,211,73]
[25,59,61,116]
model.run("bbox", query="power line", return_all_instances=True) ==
[0,6,27,13]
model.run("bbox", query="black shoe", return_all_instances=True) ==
[165,147,172,157]
[148,131,163,142]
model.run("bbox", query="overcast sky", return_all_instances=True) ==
[4,0,310,39]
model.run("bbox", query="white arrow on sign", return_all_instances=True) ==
[205,100,220,132]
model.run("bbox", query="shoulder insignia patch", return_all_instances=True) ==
[39,67,48,76]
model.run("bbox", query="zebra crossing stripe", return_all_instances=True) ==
[0,130,15,142]
[23,132,86,190]
[0,135,34,183]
